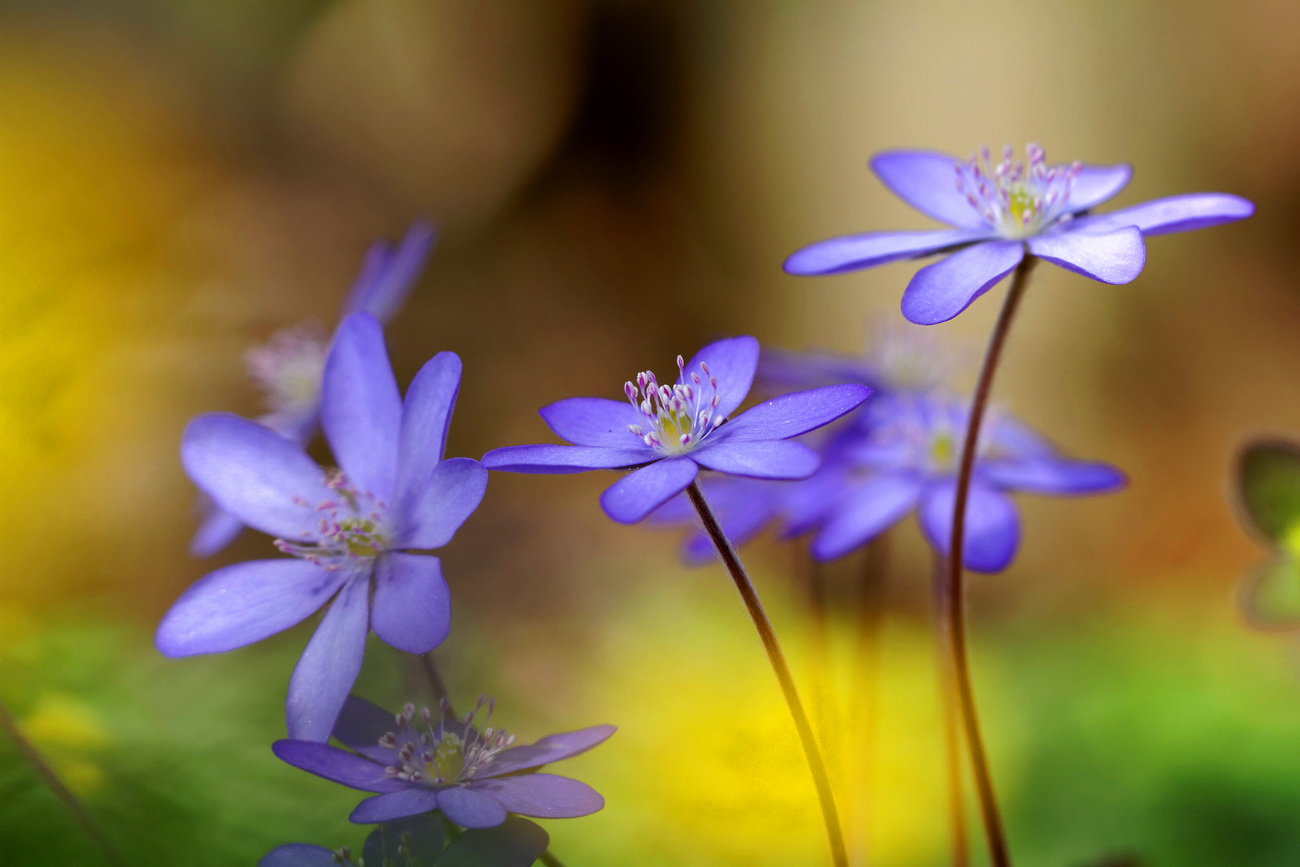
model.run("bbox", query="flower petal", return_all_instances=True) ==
[322,313,402,499]
[394,351,462,513]
[487,725,617,776]
[270,739,396,793]
[811,475,922,561]
[981,458,1126,495]
[189,506,245,557]
[600,457,698,524]
[350,788,441,824]
[683,336,759,418]
[482,444,653,473]
[870,150,987,229]
[156,559,345,657]
[1066,163,1132,211]
[370,553,450,654]
[783,229,990,276]
[540,397,642,448]
[1079,192,1255,237]
[918,481,1021,573]
[437,786,509,828]
[333,695,399,760]
[712,383,871,443]
[287,576,372,742]
[181,413,332,539]
[1028,226,1145,284]
[472,774,605,819]
[397,458,488,549]
[258,844,336,866]
[346,221,437,323]
[900,240,1025,325]
[692,440,820,480]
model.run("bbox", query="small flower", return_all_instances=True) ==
[192,221,437,556]
[481,336,871,524]
[273,695,614,828]
[259,814,550,867]
[158,313,487,741]
[784,143,1254,325]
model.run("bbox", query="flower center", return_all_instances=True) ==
[245,322,329,415]
[381,698,516,787]
[274,472,391,569]
[955,143,1082,239]
[624,355,726,455]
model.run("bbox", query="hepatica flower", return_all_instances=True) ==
[481,336,870,523]
[158,312,486,741]
[273,695,613,828]
[785,144,1254,325]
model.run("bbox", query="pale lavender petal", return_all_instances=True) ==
[982,458,1126,495]
[156,559,345,657]
[781,466,852,537]
[333,695,399,760]
[437,786,509,828]
[189,506,244,557]
[322,313,402,499]
[1028,226,1145,284]
[540,398,643,448]
[182,413,332,539]
[370,553,450,654]
[600,457,699,524]
[918,481,1020,573]
[347,222,437,323]
[394,351,461,513]
[487,725,617,776]
[783,229,990,276]
[692,440,820,480]
[482,444,653,473]
[472,774,604,819]
[287,577,371,742]
[811,475,922,561]
[900,240,1025,325]
[270,740,396,793]
[712,384,871,443]
[870,150,987,229]
[1065,163,1132,211]
[259,844,335,867]
[350,789,441,824]
[683,336,759,418]
[397,458,488,549]
[1077,192,1254,237]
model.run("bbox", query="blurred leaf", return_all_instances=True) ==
[1236,440,1300,548]
[437,817,548,867]
[363,815,445,865]
[1240,556,1300,630]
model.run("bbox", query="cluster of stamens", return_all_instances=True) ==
[245,322,330,414]
[624,356,725,454]
[955,143,1083,239]
[380,696,516,786]
[275,472,390,569]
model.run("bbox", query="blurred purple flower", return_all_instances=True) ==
[481,336,871,524]
[158,313,486,741]
[192,221,437,556]
[273,695,614,828]
[785,143,1253,325]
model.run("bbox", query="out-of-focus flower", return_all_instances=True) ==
[273,695,613,828]
[192,222,437,556]
[785,143,1253,325]
[1234,439,1300,628]
[259,814,549,867]
[158,313,486,741]
[482,336,870,524]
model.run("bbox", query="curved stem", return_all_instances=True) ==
[931,554,969,867]
[945,256,1035,867]
[687,482,848,867]
[538,850,565,867]
[420,650,454,718]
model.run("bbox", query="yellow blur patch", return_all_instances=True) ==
[21,692,110,797]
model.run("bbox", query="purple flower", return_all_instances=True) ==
[260,814,549,867]
[273,695,614,828]
[192,222,437,556]
[784,144,1254,325]
[808,392,1125,571]
[481,336,871,524]
[158,312,487,741]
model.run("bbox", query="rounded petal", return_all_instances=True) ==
[394,351,462,511]
[322,313,402,499]
[811,475,922,561]
[692,440,820,480]
[181,413,332,540]
[270,739,395,793]
[346,221,437,323]
[482,444,653,473]
[156,559,345,657]
[981,458,1126,495]
[437,786,509,828]
[900,240,1025,325]
[370,553,450,654]
[1028,226,1145,284]
[350,788,441,824]
[1080,193,1255,237]
[487,725,617,776]
[287,577,372,742]
[683,336,759,418]
[1066,163,1132,211]
[919,482,1021,573]
[259,844,336,867]
[189,505,244,557]
[540,397,643,448]
[783,229,990,276]
[397,458,488,549]
[472,774,605,819]
[712,384,871,443]
[333,695,400,759]
[870,150,987,229]
[599,457,699,524]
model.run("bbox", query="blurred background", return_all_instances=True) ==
[2,0,1298,863]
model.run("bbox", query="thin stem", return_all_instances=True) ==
[849,533,889,863]
[0,698,125,867]
[538,850,566,867]
[931,554,969,867]
[945,256,1036,867]
[687,482,848,867]
[420,650,454,718]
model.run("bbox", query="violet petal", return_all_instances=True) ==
[436,786,509,828]
[189,507,245,558]
[811,474,922,561]
[370,553,450,655]
[332,695,400,760]
[711,383,871,443]
[270,739,396,793]
[482,444,653,473]
[346,221,437,323]
[900,240,1025,325]
[1066,163,1133,211]
[692,440,820,480]
[472,774,605,819]
[870,150,988,229]
[287,576,371,742]
[918,481,1021,573]
[982,458,1126,495]
[350,789,441,824]
[1028,226,1145,284]
[1076,192,1254,237]
[394,350,462,513]
[322,313,402,500]
[397,458,488,549]
[259,844,335,866]
[683,336,759,418]
[487,725,617,776]
[541,398,643,449]
[783,228,990,275]
[599,457,699,524]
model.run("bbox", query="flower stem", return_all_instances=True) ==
[0,698,126,867]
[931,553,969,867]
[420,650,454,717]
[687,482,848,867]
[850,534,889,863]
[945,256,1036,867]
[538,850,566,867]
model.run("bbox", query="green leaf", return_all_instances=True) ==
[436,817,549,867]
[364,815,445,866]
[1240,556,1300,630]
[1236,439,1300,549]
